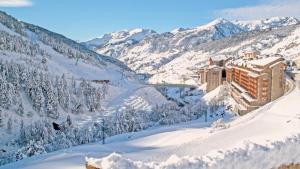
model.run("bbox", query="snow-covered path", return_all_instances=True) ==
[1,82,300,169]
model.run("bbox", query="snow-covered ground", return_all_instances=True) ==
[0,11,177,165]
[1,78,299,169]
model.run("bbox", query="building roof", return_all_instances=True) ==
[230,56,283,69]
[231,59,247,66]
[210,55,230,62]
[208,65,222,69]
[199,64,222,71]
[249,56,282,67]
[269,60,285,68]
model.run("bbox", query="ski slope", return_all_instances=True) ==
[1,78,299,169]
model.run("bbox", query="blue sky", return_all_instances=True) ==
[0,0,299,41]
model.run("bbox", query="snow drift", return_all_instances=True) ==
[87,135,300,169]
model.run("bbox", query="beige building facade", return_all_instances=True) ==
[198,57,229,92]
[206,66,223,92]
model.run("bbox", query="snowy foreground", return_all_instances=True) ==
[1,85,300,169]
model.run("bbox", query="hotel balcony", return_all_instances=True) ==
[230,81,259,115]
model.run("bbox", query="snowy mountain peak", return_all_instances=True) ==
[196,18,232,29]
[265,16,299,25]
[207,18,230,26]
[171,27,189,34]
[234,16,299,31]
[83,28,156,49]
[84,16,300,76]
[193,18,244,37]
[173,19,233,34]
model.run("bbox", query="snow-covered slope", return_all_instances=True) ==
[0,11,172,165]
[84,17,299,80]
[2,82,299,169]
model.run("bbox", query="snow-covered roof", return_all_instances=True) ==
[269,60,285,68]
[231,59,248,66]
[198,64,222,71]
[211,55,230,61]
[208,65,222,69]
[249,56,282,67]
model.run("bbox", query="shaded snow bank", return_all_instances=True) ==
[87,135,300,169]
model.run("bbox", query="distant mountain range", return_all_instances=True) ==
[83,17,300,84]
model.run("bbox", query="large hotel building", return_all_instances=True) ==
[226,55,286,115]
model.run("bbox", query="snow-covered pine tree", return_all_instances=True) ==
[15,140,46,161]
[52,131,71,151]
[101,83,108,99]
[91,87,101,111]
[19,120,26,145]
[62,74,70,110]
[16,101,24,117]
[41,56,47,64]
[34,87,44,114]
[19,66,27,89]
[9,62,20,89]
[0,109,4,128]
[66,114,72,126]
[6,117,12,134]
[55,75,64,107]
[44,78,59,119]
[71,76,76,95]
[0,72,12,109]
[91,121,102,141]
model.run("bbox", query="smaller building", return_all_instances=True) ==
[198,65,222,92]
[197,56,230,92]
[242,48,260,60]
[206,66,222,92]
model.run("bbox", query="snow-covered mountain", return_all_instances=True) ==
[234,16,299,31]
[150,24,300,84]
[83,18,245,74]
[84,17,299,84]
[83,28,156,57]
[0,11,172,165]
